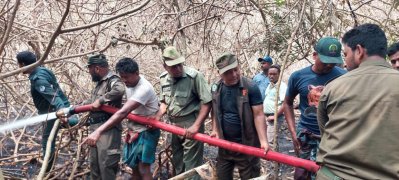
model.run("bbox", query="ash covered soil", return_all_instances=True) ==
[0,118,296,180]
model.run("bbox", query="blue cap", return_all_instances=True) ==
[258,55,273,64]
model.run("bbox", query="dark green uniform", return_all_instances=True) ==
[160,66,212,180]
[28,67,74,171]
[87,71,125,180]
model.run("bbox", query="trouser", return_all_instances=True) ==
[294,126,320,180]
[89,122,122,180]
[266,115,285,145]
[41,115,79,172]
[171,117,204,180]
[216,149,260,180]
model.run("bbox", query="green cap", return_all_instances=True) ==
[215,52,238,74]
[87,53,108,66]
[162,46,185,66]
[314,37,343,64]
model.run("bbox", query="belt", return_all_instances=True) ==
[265,113,282,117]
[88,115,110,125]
[320,166,343,180]
[169,112,197,123]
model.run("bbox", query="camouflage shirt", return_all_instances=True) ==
[87,71,125,108]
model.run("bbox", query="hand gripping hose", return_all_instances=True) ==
[72,104,320,173]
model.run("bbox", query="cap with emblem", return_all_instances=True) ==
[215,52,238,74]
[162,46,185,66]
[314,37,343,64]
[87,53,108,67]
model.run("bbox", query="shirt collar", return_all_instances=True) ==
[100,71,114,82]
[359,57,391,68]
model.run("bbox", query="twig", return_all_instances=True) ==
[248,0,271,55]
[37,119,60,179]
[61,0,151,33]
[171,15,221,43]
[68,129,82,180]
[0,0,20,57]
[346,0,359,27]
[271,0,307,179]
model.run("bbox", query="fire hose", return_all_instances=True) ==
[71,104,320,173]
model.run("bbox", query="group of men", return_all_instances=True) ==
[263,23,399,180]
[17,22,399,180]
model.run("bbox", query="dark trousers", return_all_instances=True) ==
[216,149,260,180]
[89,122,122,180]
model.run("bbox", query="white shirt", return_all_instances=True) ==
[263,81,287,114]
[125,75,159,132]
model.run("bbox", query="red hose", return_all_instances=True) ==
[74,104,320,172]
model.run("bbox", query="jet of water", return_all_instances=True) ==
[0,112,57,133]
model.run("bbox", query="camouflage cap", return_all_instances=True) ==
[87,53,108,67]
[215,52,238,74]
[162,46,185,66]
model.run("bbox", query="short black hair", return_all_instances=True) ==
[16,51,37,65]
[269,64,281,73]
[115,57,139,74]
[387,42,399,57]
[342,23,387,58]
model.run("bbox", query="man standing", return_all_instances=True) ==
[387,42,399,70]
[83,58,160,180]
[263,65,287,145]
[211,52,269,180]
[16,51,77,172]
[153,46,212,180]
[253,55,272,100]
[67,53,125,179]
[316,24,399,179]
[283,37,345,179]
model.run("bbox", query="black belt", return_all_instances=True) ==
[88,113,111,125]
[265,113,274,116]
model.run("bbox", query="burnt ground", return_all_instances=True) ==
[0,118,296,180]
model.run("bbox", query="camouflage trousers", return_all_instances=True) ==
[294,126,320,180]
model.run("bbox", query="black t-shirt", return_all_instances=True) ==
[220,81,263,143]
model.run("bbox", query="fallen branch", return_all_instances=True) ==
[37,119,61,180]
[168,162,211,180]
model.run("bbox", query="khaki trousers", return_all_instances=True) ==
[171,117,204,180]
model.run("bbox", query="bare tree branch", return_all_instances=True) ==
[0,0,20,56]
[61,0,151,33]
[0,0,70,80]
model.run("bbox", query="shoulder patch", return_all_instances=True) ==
[39,86,46,92]
[211,83,218,92]
[185,67,198,78]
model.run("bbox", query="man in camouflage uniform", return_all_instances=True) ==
[63,53,125,179]
[153,46,212,180]
[16,51,77,172]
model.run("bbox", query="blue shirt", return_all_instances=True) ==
[286,66,346,135]
[253,72,270,100]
